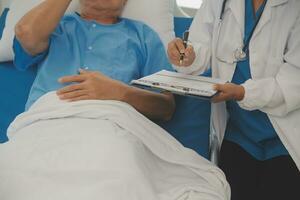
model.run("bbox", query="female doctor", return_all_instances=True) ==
[168,0,300,199]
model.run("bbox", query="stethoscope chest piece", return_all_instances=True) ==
[234,47,247,62]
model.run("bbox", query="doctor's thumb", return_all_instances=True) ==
[213,84,224,92]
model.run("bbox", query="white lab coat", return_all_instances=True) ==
[174,0,300,170]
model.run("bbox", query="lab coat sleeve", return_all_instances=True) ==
[173,0,220,75]
[239,14,300,117]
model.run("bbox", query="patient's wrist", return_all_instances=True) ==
[117,84,130,102]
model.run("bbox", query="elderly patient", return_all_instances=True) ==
[14,0,175,120]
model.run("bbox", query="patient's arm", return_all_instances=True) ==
[15,0,72,55]
[121,87,175,121]
[57,70,176,121]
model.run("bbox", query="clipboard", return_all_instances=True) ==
[131,70,227,100]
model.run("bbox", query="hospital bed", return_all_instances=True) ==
[0,7,219,163]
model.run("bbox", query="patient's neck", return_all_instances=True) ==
[80,10,120,24]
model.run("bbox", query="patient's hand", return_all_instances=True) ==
[56,69,127,102]
[57,69,175,121]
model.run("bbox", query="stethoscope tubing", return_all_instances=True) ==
[216,0,268,62]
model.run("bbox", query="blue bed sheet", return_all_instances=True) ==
[0,62,36,142]
[0,12,211,158]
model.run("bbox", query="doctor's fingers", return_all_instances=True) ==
[168,43,181,60]
[213,83,245,101]
[211,92,232,103]
[174,38,186,53]
[181,46,196,66]
[212,84,229,103]
[213,84,225,92]
[168,55,192,67]
[168,54,181,66]
[184,45,195,58]
[168,38,185,54]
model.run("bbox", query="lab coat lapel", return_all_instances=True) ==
[270,0,289,7]
[252,0,289,40]
[227,0,245,35]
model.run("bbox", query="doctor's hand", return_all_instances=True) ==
[167,38,195,67]
[211,83,245,103]
[56,69,127,102]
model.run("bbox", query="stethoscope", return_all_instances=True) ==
[219,0,228,20]
[216,0,268,63]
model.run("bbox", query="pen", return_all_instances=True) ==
[179,30,190,65]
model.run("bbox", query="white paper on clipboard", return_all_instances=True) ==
[131,70,227,99]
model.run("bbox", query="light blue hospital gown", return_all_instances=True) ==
[13,13,172,110]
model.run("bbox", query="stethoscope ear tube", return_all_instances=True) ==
[219,0,228,20]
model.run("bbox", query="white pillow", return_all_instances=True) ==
[0,0,174,62]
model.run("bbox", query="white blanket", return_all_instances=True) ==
[0,92,230,200]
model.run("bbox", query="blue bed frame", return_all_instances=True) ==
[0,9,213,159]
